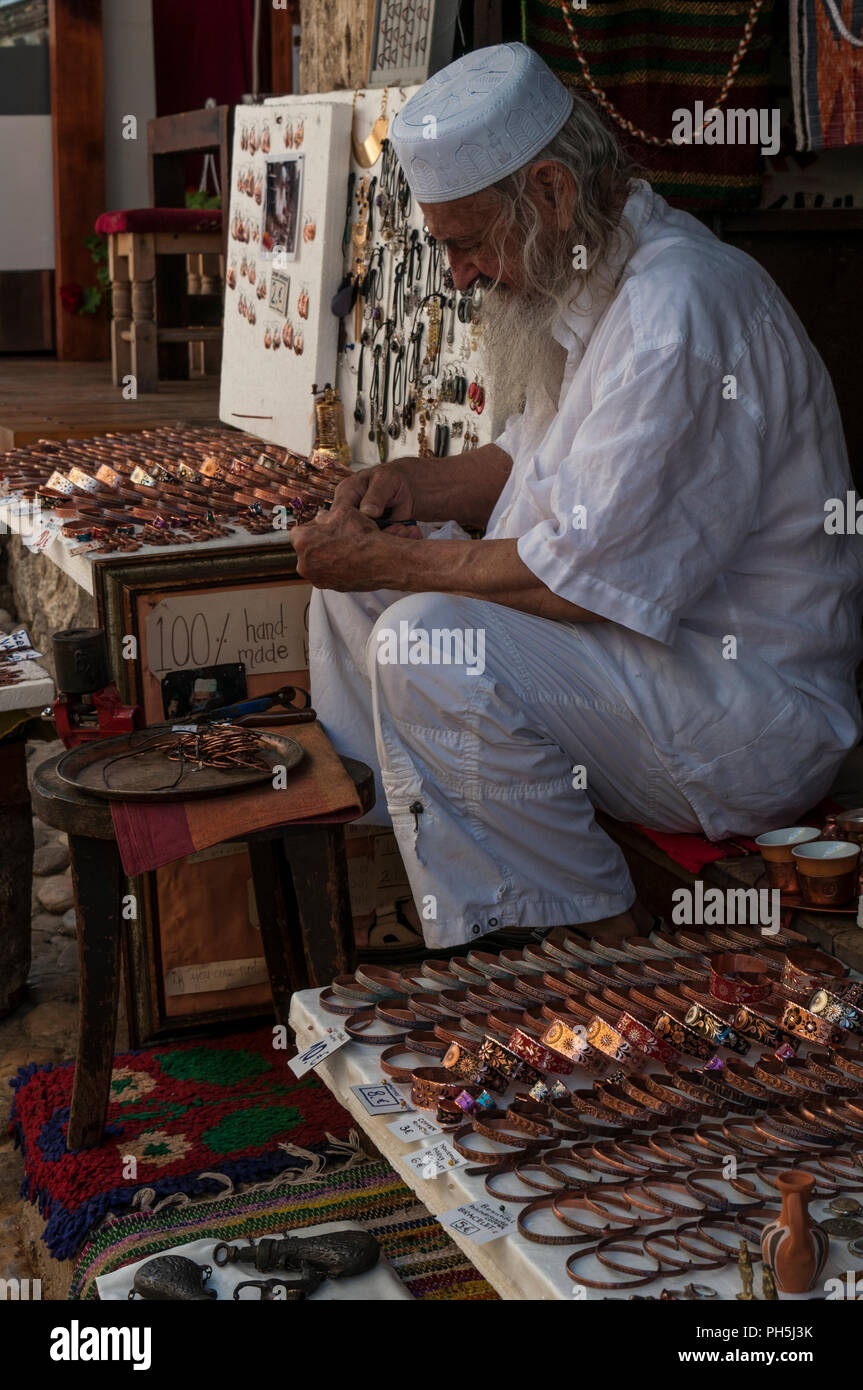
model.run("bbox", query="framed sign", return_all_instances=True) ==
[367,0,459,85]
[94,541,312,1044]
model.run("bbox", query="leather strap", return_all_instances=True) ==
[344,1011,410,1044]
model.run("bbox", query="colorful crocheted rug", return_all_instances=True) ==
[8,1028,353,1261]
[69,1159,498,1300]
[527,0,775,210]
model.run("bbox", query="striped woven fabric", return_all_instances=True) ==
[791,0,863,150]
[69,1160,499,1301]
[528,0,775,209]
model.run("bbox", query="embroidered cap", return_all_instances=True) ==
[390,42,573,204]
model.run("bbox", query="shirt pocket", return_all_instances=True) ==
[386,797,428,869]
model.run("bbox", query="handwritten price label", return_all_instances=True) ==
[351,1082,413,1115]
[439,1200,517,1245]
[386,1114,441,1143]
[405,1141,468,1180]
[287,1027,349,1078]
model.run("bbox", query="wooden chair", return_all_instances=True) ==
[31,753,373,1151]
[96,207,223,392]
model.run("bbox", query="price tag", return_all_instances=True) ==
[386,1113,441,1142]
[439,1200,518,1245]
[24,520,60,554]
[171,724,200,733]
[0,629,33,651]
[405,1140,468,1180]
[287,1026,349,1078]
[351,1082,414,1115]
[3,647,43,662]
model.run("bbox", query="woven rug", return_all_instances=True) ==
[791,0,863,150]
[8,1028,353,1261]
[528,0,775,210]
[69,1160,499,1301]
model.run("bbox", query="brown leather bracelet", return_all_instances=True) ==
[410,1067,460,1110]
[404,1029,447,1058]
[684,1169,761,1212]
[344,1011,410,1045]
[374,1002,419,1029]
[553,1190,641,1237]
[518,1193,596,1246]
[472,1113,554,1150]
[506,1097,556,1138]
[565,1240,662,1289]
[379,1045,428,1083]
[642,1228,729,1274]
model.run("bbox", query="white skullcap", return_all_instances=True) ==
[390,43,573,204]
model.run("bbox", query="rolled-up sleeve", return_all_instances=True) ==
[517,342,763,644]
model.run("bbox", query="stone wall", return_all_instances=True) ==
[299,0,368,93]
[5,536,97,672]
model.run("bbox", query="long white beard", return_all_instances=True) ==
[477,286,567,426]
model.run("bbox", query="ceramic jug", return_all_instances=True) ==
[761,1170,828,1293]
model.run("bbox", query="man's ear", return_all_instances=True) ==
[528,161,576,230]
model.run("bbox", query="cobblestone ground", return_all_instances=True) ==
[0,738,80,1285]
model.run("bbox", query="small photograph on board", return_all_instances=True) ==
[160,663,248,719]
[261,154,304,260]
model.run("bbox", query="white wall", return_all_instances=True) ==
[102,0,156,211]
[0,115,53,268]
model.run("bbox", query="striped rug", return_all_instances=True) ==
[528,0,775,209]
[69,1160,499,1301]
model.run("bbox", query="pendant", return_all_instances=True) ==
[352,114,388,169]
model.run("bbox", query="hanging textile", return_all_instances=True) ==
[791,0,863,150]
[527,0,776,210]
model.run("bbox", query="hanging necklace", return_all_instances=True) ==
[352,87,389,169]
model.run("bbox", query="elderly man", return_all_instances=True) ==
[293,43,863,950]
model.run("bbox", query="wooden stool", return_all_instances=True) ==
[31,753,374,1151]
[95,208,223,393]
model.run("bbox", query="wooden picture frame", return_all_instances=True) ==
[94,541,312,1044]
[367,0,459,86]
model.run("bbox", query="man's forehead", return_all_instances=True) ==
[420,192,498,241]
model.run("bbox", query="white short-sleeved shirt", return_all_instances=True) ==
[486,181,863,837]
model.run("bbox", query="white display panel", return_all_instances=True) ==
[219,99,352,454]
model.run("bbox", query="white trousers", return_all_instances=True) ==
[309,579,704,951]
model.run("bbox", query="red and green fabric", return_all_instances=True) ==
[527,0,775,210]
[8,1029,352,1260]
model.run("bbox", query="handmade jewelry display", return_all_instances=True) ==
[335,86,499,467]
[310,919,863,1298]
[0,424,349,561]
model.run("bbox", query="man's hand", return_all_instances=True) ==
[292,507,412,591]
[331,462,417,522]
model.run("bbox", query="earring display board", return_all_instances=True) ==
[367,0,461,87]
[254,87,503,469]
[219,99,353,454]
[334,86,502,468]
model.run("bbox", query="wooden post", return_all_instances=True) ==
[270,0,299,96]
[48,0,108,360]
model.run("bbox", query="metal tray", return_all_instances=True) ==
[56,724,305,802]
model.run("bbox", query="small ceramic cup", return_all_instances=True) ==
[756,827,822,894]
[791,840,861,908]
